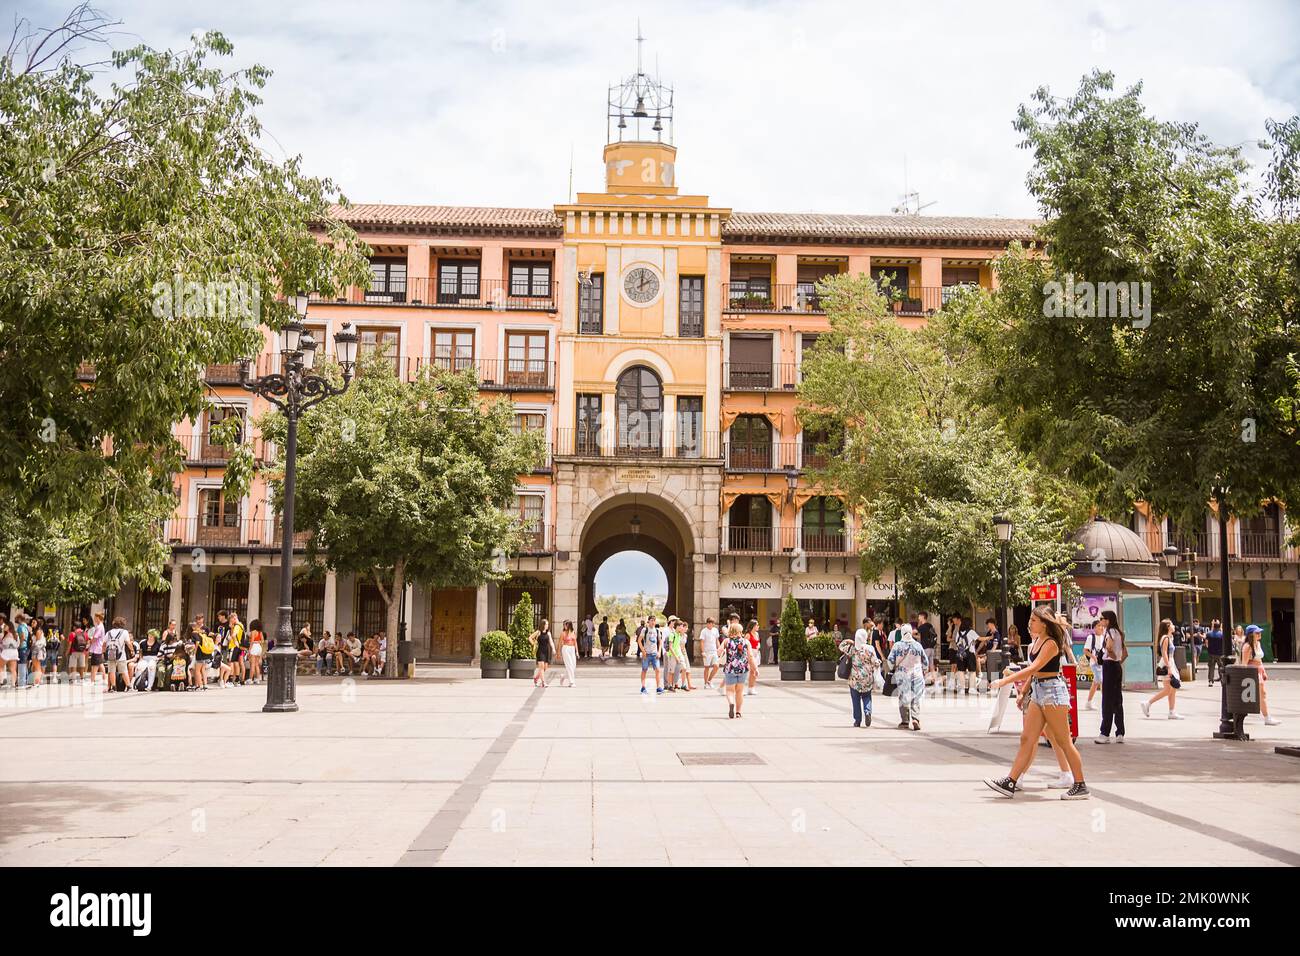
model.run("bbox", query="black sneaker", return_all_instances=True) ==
[897,721,909,729]
[863,715,872,728]
[1061,782,1090,801]
[983,776,1020,798]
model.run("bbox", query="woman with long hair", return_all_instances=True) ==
[1142,619,1184,720]
[558,620,578,687]
[1096,609,1127,743]
[532,619,554,687]
[1083,619,1105,710]
[721,622,756,719]
[247,619,264,684]
[745,618,762,696]
[0,619,17,688]
[984,605,1089,800]
[1241,625,1281,727]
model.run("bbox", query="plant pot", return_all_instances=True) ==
[779,661,808,681]
[809,660,837,681]
[508,658,537,679]
[481,660,508,679]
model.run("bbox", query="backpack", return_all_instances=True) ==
[72,629,88,652]
[105,628,126,662]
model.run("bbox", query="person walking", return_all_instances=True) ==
[103,617,132,692]
[838,626,881,727]
[1095,609,1127,744]
[916,611,939,685]
[14,614,31,688]
[1082,619,1104,710]
[721,622,756,719]
[984,605,1089,800]
[1142,619,1184,720]
[1240,624,1281,727]
[43,622,61,685]
[700,617,721,688]
[1,619,17,688]
[745,618,762,696]
[614,618,628,657]
[1188,619,1204,680]
[668,619,694,691]
[29,619,46,687]
[67,619,89,683]
[1206,618,1225,686]
[638,616,664,695]
[531,619,554,687]
[888,624,928,730]
[558,620,578,687]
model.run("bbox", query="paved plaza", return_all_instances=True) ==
[2,664,1298,867]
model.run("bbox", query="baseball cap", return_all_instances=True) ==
[1245,624,1262,635]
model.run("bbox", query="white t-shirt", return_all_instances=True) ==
[1103,628,1125,661]
[701,626,720,656]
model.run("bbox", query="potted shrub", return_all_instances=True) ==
[808,633,839,681]
[479,630,510,679]
[507,592,537,679]
[777,595,808,681]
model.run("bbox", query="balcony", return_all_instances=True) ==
[174,433,269,466]
[406,357,555,391]
[724,525,854,555]
[555,429,721,460]
[881,285,944,316]
[164,518,296,549]
[1139,528,1296,563]
[517,524,553,555]
[722,442,831,472]
[308,278,558,312]
[725,283,826,313]
[723,362,799,391]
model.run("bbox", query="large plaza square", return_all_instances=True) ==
[3,664,1297,867]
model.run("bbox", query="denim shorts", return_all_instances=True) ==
[1030,676,1071,708]
[641,653,660,672]
[723,672,747,686]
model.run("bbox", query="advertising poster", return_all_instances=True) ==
[1070,592,1117,686]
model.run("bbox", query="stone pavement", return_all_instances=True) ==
[1,662,1298,867]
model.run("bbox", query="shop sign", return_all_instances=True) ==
[719,575,781,599]
[791,577,856,600]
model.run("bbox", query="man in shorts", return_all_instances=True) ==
[638,616,664,695]
[700,617,721,688]
[68,619,90,682]
[666,618,694,691]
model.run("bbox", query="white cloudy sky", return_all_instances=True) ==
[12,0,1300,219]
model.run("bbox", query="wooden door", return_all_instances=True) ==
[431,588,476,660]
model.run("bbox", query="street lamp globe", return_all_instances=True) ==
[334,322,359,373]
[1163,545,1180,569]
[279,319,303,355]
[993,514,1014,543]
[299,331,318,370]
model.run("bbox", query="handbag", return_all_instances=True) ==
[836,650,852,680]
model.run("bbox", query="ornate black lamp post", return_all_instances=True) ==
[1210,485,1242,740]
[993,514,1013,639]
[240,297,358,712]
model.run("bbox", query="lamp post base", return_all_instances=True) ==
[262,635,299,713]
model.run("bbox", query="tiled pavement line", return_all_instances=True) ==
[767,679,1300,866]
[396,684,543,866]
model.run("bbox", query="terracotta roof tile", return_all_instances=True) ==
[327,204,1041,242]
[723,211,1042,242]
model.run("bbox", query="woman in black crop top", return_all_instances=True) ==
[983,604,1088,801]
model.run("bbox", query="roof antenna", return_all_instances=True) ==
[891,155,935,216]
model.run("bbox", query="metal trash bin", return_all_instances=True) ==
[1173,645,1191,682]
[985,650,1004,678]
[397,640,415,679]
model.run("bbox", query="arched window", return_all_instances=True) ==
[616,365,662,456]
[728,495,772,551]
[729,415,773,469]
[801,496,845,552]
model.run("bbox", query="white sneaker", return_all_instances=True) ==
[1048,771,1073,789]
[1140,701,1150,718]
[1094,736,1111,744]
[1115,735,1125,743]
[1168,712,1185,720]
[1264,717,1282,726]
[745,688,754,696]
[1085,700,1094,711]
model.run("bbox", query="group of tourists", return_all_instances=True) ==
[292,624,388,677]
[0,608,266,691]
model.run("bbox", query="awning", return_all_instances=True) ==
[1120,577,1205,593]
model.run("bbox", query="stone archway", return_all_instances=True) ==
[581,533,678,620]
[574,492,697,626]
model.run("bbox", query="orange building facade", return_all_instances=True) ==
[77,77,1300,664]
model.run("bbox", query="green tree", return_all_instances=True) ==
[955,71,1300,537]
[260,355,544,675]
[799,273,1087,616]
[0,11,370,598]
[508,592,536,660]
[778,594,807,663]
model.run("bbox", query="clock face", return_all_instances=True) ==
[623,266,661,305]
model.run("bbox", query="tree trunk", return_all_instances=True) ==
[385,559,404,677]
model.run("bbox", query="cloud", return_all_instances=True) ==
[20,0,1300,216]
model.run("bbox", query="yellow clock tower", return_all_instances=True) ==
[551,60,730,628]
